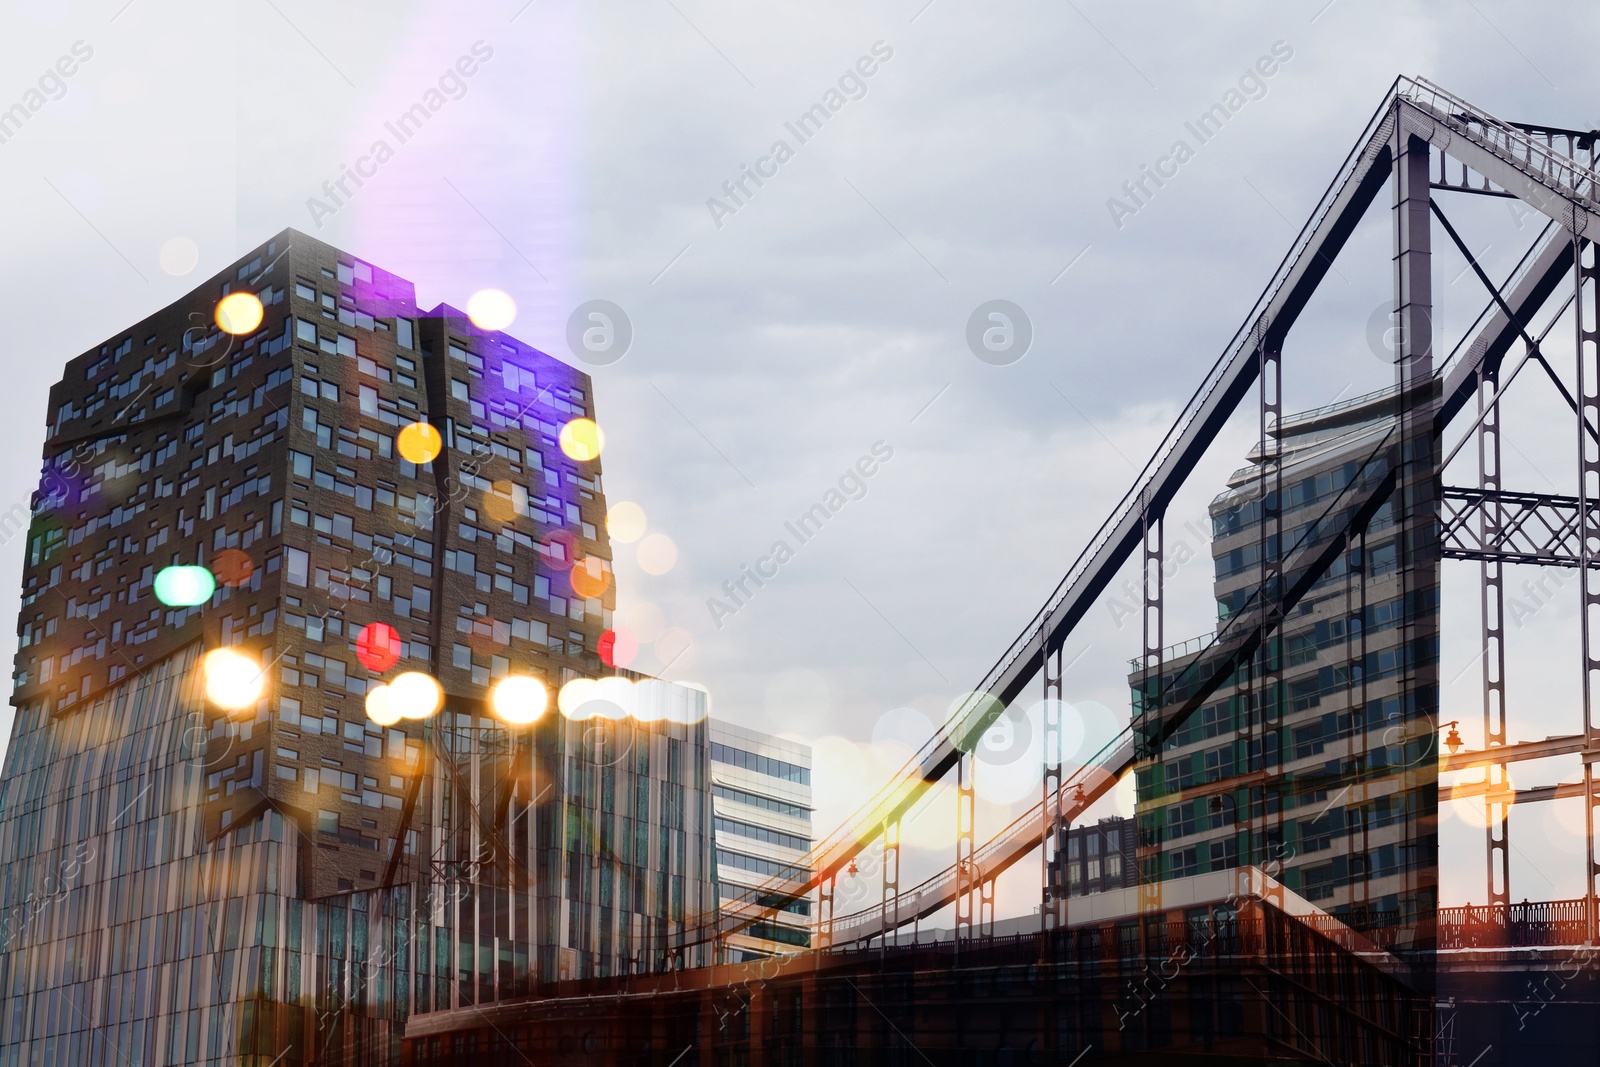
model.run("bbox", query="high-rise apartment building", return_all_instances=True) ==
[1133,387,1437,935]
[708,722,813,960]
[0,229,718,1066]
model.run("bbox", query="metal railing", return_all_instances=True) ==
[1128,631,1217,674]
[1438,897,1592,949]
[1400,76,1600,209]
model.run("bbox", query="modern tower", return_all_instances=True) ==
[0,229,718,1066]
[1133,386,1438,937]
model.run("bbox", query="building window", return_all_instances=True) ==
[284,547,309,587]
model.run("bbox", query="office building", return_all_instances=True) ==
[0,229,717,1066]
[1132,387,1437,934]
[709,722,813,960]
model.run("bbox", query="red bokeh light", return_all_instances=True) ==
[212,548,255,587]
[599,627,638,669]
[356,622,403,672]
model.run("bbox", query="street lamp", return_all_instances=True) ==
[1442,721,1463,755]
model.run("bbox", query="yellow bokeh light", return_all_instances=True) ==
[559,418,604,462]
[483,480,524,524]
[1449,773,1515,830]
[491,675,549,726]
[389,671,445,720]
[637,533,678,576]
[365,684,402,726]
[203,648,264,711]
[606,501,647,544]
[215,292,264,335]
[571,557,610,599]
[397,421,443,465]
[558,678,596,720]
[591,676,634,719]
[466,289,517,332]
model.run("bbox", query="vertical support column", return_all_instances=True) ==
[954,751,975,953]
[1478,367,1511,910]
[1575,232,1600,941]
[1393,129,1440,976]
[979,876,995,939]
[1257,341,1285,912]
[880,819,900,950]
[816,873,835,953]
[1349,528,1372,924]
[1041,633,1066,936]
[1138,504,1165,917]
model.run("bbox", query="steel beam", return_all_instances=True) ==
[1578,234,1600,939]
[1440,733,1594,772]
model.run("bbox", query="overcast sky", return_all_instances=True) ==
[3,0,1599,916]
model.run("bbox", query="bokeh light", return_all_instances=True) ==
[388,671,444,719]
[948,691,1008,754]
[557,677,633,719]
[365,684,402,726]
[1449,773,1515,830]
[159,237,199,276]
[154,565,216,607]
[624,602,666,643]
[483,480,524,524]
[590,677,634,719]
[355,623,403,673]
[397,421,443,465]
[215,292,264,335]
[636,533,677,575]
[490,675,548,726]
[570,557,610,599]
[202,648,264,711]
[558,678,596,720]
[558,418,604,462]
[606,501,647,543]
[541,529,577,569]
[599,627,638,668]
[211,548,254,587]
[466,289,517,332]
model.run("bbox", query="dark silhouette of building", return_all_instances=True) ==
[1046,815,1137,898]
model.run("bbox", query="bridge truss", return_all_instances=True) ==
[706,76,1600,957]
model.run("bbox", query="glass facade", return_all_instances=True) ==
[1133,390,1438,936]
